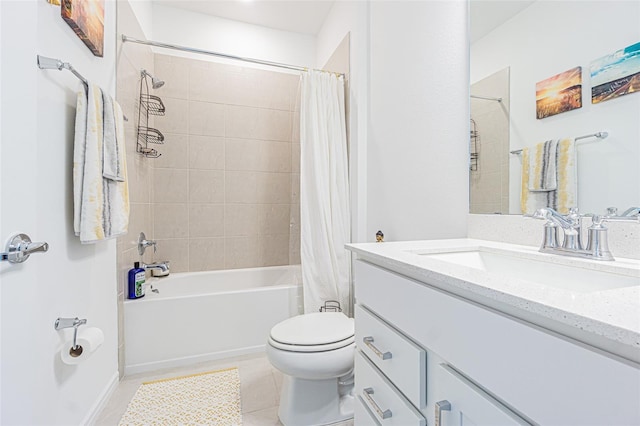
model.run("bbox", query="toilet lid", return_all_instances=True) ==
[270,312,354,347]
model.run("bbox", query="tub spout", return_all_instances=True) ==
[142,261,170,276]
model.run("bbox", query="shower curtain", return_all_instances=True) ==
[300,70,351,314]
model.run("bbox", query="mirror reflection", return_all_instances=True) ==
[470,0,640,215]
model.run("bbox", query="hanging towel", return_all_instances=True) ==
[102,92,125,182]
[73,83,129,243]
[555,137,577,213]
[528,140,557,191]
[521,137,577,215]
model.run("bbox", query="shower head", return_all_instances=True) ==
[141,69,165,89]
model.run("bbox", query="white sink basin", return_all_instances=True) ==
[414,248,640,294]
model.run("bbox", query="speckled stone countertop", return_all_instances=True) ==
[347,239,640,364]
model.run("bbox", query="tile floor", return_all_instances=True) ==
[95,351,354,426]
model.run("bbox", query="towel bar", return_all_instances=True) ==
[37,55,128,121]
[510,131,608,155]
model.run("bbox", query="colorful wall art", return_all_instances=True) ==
[535,66,582,119]
[61,0,104,57]
[591,42,640,104]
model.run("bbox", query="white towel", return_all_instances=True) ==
[102,92,125,182]
[73,83,129,243]
[528,140,557,191]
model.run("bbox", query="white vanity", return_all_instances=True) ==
[347,239,640,425]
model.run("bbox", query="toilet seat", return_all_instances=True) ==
[269,312,354,353]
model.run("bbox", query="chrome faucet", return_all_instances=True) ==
[533,207,640,261]
[532,207,581,251]
[142,261,170,275]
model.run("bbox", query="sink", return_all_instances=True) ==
[413,248,640,294]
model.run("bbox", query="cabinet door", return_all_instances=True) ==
[433,364,529,426]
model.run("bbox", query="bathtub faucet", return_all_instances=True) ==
[142,261,170,277]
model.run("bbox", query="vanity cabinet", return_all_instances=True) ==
[354,259,640,425]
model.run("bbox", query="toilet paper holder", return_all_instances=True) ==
[55,317,87,350]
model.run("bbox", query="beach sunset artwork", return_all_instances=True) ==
[61,0,104,57]
[591,42,640,104]
[536,67,582,119]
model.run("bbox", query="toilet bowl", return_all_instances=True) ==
[266,312,355,426]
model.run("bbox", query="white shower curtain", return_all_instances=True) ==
[300,70,351,314]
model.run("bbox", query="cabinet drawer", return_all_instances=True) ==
[355,350,427,426]
[355,304,426,408]
[434,363,527,426]
[355,395,381,426]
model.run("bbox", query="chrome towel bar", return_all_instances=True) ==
[510,131,608,155]
[37,55,128,121]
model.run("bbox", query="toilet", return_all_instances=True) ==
[266,312,355,426]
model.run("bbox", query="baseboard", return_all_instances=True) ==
[82,371,119,426]
[124,345,265,376]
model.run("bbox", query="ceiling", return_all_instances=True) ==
[151,0,535,40]
[152,0,336,35]
[470,0,536,43]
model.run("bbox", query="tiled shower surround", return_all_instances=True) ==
[151,54,301,272]
[470,68,510,214]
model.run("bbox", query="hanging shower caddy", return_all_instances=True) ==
[470,118,480,171]
[136,73,165,158]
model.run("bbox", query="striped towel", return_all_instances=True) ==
[528,140,557,191]
[73,83,130,244]
[521,138,577,214]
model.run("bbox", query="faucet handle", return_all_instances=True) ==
[595,214,640,225]
[138,232,157,255]
[592,206,640,226]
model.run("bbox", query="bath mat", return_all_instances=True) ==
[118,367,242,425]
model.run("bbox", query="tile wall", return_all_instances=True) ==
[151,54,301,272]
[470,67,510,214]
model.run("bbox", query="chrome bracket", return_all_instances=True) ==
[55,317,87,350]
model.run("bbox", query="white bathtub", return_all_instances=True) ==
[124,265,302,375]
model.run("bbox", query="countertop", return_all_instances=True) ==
[346,238,640,364]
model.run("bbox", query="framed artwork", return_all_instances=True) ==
[591,42,640,104]
[535,66,582,119]
[61,0,104,57]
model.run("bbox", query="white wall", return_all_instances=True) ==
[128,0,154,39]
[316,1,370,243]
[152,4,316,69]
[472,1,640,214]
[0,1,118,424]
[367,0,469,241]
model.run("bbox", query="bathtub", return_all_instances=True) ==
[124,265,302,374]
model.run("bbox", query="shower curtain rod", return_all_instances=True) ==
[121,35,345,77]
[509,131,609,155]
[471,94,503,102]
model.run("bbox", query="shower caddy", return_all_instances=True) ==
[470,118,479,171]
[136,72,165,158]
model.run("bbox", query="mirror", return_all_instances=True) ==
[469,0,640,215]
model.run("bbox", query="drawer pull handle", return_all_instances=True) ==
[363,387,392,420]
[363,336,392,360]
[435,400,451,426]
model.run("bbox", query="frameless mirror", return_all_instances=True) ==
[469,0,640,215]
